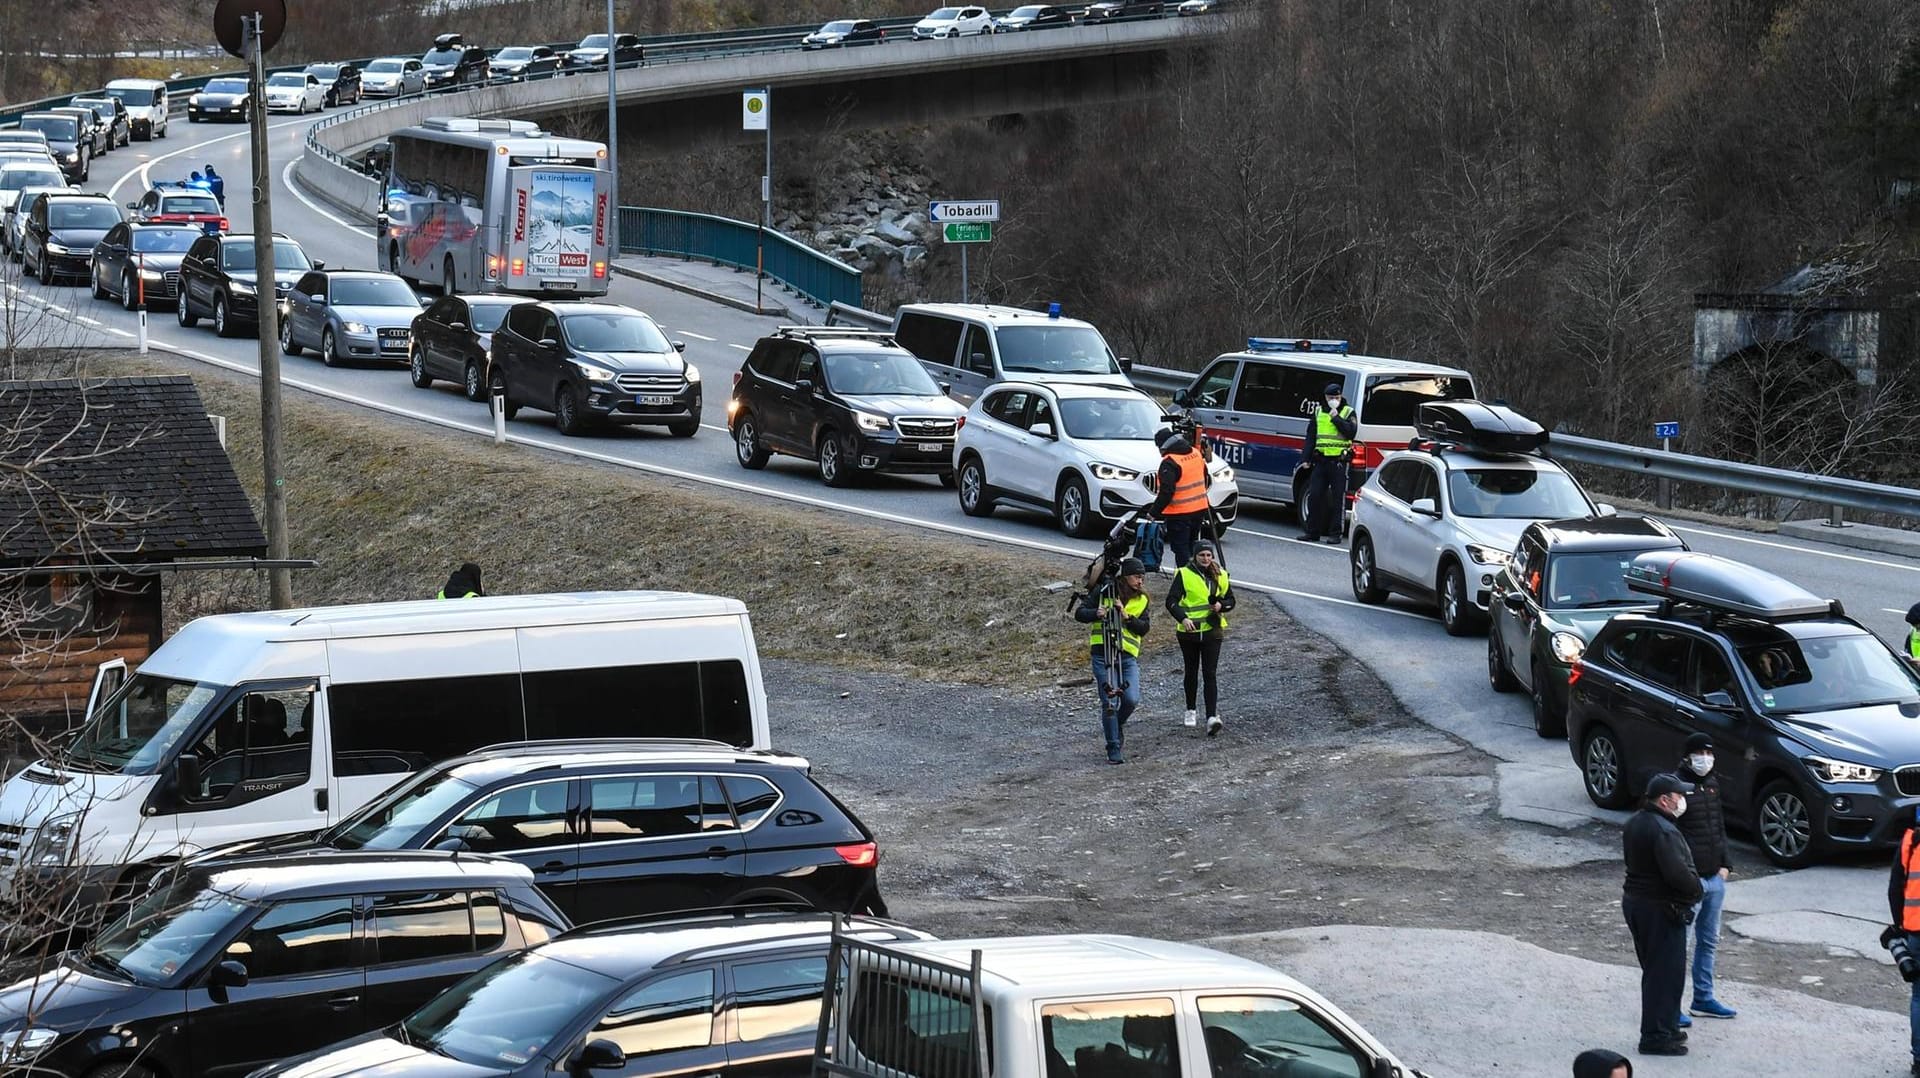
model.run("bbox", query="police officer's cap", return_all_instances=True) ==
[1907,601,1920,626]
[1119,557,1146,576]
[1644,772,1694,800]
[1324,382,1342,396]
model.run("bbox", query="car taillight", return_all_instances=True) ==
[215,217,228,232]
[835,841,878,868]
[954,415,965,430]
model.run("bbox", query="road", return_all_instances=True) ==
[16,105,1918,916]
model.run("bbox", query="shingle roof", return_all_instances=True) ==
[0,376,266,565]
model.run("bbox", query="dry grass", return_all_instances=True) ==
[79,352,1106,687]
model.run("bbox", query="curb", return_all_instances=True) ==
[1778,518,1920,560]
[611,263,791,318]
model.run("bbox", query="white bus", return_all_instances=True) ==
[378,116,614,297]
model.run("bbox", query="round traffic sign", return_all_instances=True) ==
[213,0,288,60]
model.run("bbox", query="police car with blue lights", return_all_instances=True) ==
[1348,401,1609,635]
[1177,337,1475,524]
[1568,550,1920,867]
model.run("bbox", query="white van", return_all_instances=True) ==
[102,78,169,141]
[0,591,769,905]
[892,302,1134,405]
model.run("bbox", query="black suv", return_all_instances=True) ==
[1488,514,1686,737]
[176,231,317,337]
[21,191,123,285]
[490,300,699,437]
[304,61,363,107]
[1567,550,1920,867]
[18,111,90,181]
[730,327,968,487]
[0,851,565,1078]
[564,32,645,72]
[191,738,889,923]
[422,33,491,90]
[256,909,930,1078]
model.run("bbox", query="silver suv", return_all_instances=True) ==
[1348,402,1608,634]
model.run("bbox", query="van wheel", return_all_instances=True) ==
[1756,779,1818,868]
[957,456,992,517]
[734,414,769,468]
[1057,473,1097,538]
[1531,660,1566,738]
[1581,726,1630,809]
[1350,534,1386,604]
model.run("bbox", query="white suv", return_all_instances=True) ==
[954,380,1238,537]
[1349,403,1606,634]
[912,5,994,37]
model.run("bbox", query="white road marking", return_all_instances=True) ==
[107,115,312,202]
[674,330,717,341]
[728,343,750,351]
[281,157,376,235]
[76,316,102,326]
[140,338,1430,622]
[1669,524,1920,574]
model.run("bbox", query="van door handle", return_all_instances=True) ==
[327,994,360,1010]
[313,788,328,812]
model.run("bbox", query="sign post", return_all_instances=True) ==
[604,0,620,258]
[929,200,999,303]
[1653,421,1679,510]
[742,89,770,312]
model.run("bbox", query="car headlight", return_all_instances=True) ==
[1211,462,1234,482]
[1549,631,1586,664]
[575,363,616,383]
[139,266,164,280]
[62,151,78,163]
[0,1027,58,1064]
[1805,755,1882,784]
[682,363,700,383]
[43,242,69,255]
[1466,543,1511,566]
[26,813,79,867]
[1088,461,1139,482]
[854,410,891,432]
[341,321,370,334]
[190,94,204,105]
[229,279,254,295]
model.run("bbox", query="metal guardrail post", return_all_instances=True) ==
[1829,504,1846,528]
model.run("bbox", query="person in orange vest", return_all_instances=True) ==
[1147,429,1211,569]
[1886,807,1920,1074]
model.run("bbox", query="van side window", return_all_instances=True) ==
[522,660,753,748]
[1233,363,1325,420]
[180,686,313,807]
[893,312,962,367]
[1198,995,1366,1078]
[961,325,994,375]
[328,674,523,777]
[1191,361,1237,408]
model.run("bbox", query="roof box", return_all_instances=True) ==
[1415,401,1546,455]
[434,33,464,47]
[1623,551,1836,620]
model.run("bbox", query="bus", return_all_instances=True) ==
[378,116,614,298]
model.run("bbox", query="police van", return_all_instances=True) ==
[1179,338,1476,517]
[0,591,771,907]
[892,302,1133,405]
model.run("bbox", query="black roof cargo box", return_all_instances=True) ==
[1624,550,1837,620]
[1415,401,1547,455]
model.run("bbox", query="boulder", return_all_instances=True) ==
[863,199,881,215]
[875,217,917,245]
[902,244,928,265]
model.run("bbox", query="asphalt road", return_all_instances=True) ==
[22,108,1920,876]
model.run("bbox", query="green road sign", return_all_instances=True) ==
[943,222,992,243]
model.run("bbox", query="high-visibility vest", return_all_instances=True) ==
[437,589,478,599]
[1901,829,1920,931]
[1089,593,1150,657]
[1908,628,1920,660]
[1313,404,1354,457]
[1173,565,1229,634]
[1164,449,1209,516]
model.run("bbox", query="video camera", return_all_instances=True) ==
[1889,932,1920,982]
[1072,511,1140,606]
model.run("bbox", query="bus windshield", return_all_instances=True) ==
[67,674,226,774]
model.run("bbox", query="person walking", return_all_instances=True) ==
[1074,556,1150,765]
[1147,429,1211,569]
[1166,538,1234,735]
[1572,1049,1632,1078]
[203,164,225,209]
[436,561,483,599]
[1905,602,1920,664]
[1885,807,1920,1075]
[1299,382,1356,544]
[1675,733,1737,1023]
[1621,773,1704,1057]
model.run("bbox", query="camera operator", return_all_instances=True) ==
[1622,773,1703,1058]
[1074,556,1151,765]
[1885,806,1920,1075]
[1148,429,1210,569]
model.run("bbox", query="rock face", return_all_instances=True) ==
[775,150,943,292]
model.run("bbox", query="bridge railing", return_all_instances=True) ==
[618,207,863,311]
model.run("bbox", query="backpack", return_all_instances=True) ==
[1134,519,1165,573]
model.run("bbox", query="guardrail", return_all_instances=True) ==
[618,207,863,311]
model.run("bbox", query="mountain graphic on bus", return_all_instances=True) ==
[526,171,595,273]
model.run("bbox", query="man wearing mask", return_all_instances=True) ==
[1299,382,1356,544]
[1621,773,1704,1057]
[1676,733,1736,1022]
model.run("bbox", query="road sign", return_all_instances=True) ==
[213,0,286,59]
[929,200,999,224]
[742,90,769,130]
[1654,421,1680,440]
[943,222,992,243]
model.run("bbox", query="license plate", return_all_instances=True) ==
[919,442,944,453]
[638,394,674,406]
[542,280,576,290]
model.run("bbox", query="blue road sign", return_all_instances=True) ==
[1654,421,1680,440]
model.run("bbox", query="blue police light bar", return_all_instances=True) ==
[1247,337,1349,354]
[1047,302,1062,319]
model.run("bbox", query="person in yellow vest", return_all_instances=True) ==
[1887,807,1920,1075]
[436,561,483,599]
[1165,539,1234,736]
[1905,603,1920,665]
[1148,429,1212,568]
[1299,382,1357,544]
[1074,557,1151,765]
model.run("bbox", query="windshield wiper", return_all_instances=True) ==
[85,951,136,982]
[1570,599,1636,609]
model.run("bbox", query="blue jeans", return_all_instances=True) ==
[1910,933,1920,1062]
[1688,872,1726,1001]
[1089,650,1139,755]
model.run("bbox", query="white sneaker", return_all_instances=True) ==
[1183,709,1197,727]
[1206,714,1223,737]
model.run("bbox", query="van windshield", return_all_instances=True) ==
[67,674,225,774]
[995,325,1118,375]
[327,770,479,850]
[1361,373,1475,426]
[106,86,158,107]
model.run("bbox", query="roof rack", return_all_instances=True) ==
[1624,551,1842,622]
[775,326,896,342]
[1246,336,1349,355]
[471,736,739,755]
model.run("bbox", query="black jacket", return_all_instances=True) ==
[1075,588,1150,645]
[1622,806,1704,905]
[1146,437,1210,517]
[1164,565,1235,636]
[1302,402,1356,458]
[1673,768,1730,875]
[1572,1048,1632,1078]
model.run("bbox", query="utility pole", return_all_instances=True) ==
[247,12,291,609]
[604,0,620,255]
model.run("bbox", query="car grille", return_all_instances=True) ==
[1896,766,1920,798]
[895,416,957,439]
[379,327,410,344]
[0,823,23,867]
[615,372,685,394]
[159,271,180,298]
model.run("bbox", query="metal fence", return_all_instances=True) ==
[619,207,863,311]
[814,924,988,1078]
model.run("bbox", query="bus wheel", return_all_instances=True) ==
[442,257,457,296]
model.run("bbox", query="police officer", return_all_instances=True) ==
[1905,602,1920,665]
[436,561,483,599]
[1299,382,1356,544]
[1675,733,1736,1022]
[1148,429,1211,568]
[1622,773,1703,1057]
[1886,808,1920,1075]
[203,163,225,209]
[1074,557,1150,765]
[1166,538,1234,735]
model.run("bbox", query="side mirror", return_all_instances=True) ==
[1409,497,1439,517]
[209,958,249,988]
[125,202,136,210]
[311,260,325,271]
[969,351,989,371]
[1172,388,1191,406]
[447,321,468,333]
[1595,502,1617,517]
[1702,690,1738,712]
[570,1038,627,1071]
[173,753,202,798]
[671,340,686,353]
[795,378,816,395]
[1028,422,1055,439]
[431,835,470,852]
[538,337,561,350]
[1119,356,1134,373]
[938,381,952,396]
[1369,1058,1396,1078]
[310,295,327,306]
[1501,591,1527,612]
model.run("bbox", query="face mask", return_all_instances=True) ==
[1671,795,1688,817]
[1689,753,1713,776]
[1325,398,1339,409]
